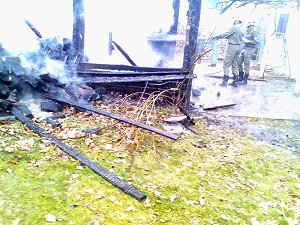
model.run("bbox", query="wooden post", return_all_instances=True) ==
[181,0,202,107]
[72,0,85,64]
[168,0,181,35]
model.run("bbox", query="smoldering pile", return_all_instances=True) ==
[0,42,105,118]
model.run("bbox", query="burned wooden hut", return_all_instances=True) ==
[0,0,202,200]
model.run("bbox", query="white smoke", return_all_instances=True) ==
[0,0,177,67]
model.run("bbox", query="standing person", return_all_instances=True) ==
[208,29,221,67]
[213,19,244,87]
[237,21,259,84]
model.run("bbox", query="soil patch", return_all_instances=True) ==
[189,110,300,159]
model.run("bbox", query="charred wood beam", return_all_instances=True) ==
[10,106,146,200]
[25,20,43,38]
[183,0,202,70]
[42,93,179,141]
[77,63,189,73]
[181,0,202,107]
[112,41,137,66]
[94,84,178,95]
[77,70,190,77]
[108,32,113,55]
[72,74,195,84]
[45,114,66,120]
[168,0,180,35]
[0,115,16,121]
[97,83,179,93]
[203,103,236,110]
[72,0,85,63]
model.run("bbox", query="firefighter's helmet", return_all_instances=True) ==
[233,17,242,25]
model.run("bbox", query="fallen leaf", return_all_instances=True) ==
[182,161,192,167]
[144,197,154,207]
[16,138,35,150]
[259,201,271,214]
[45,214,56,223]
[199,195,205,206]
[97,192,105,199]
[198,170,206,177]
[85,138,93,146]
[113,159,126,164]
[5,147,13,153]
[6,168,13,173]
[221,214,228,220]
[250,217,261,225]
[106,144,112,150]
[84,189,93,194]
[33,161,43,167]
[153,190,161,196]
[170,195,178,202]
[219,197,227,202]
[90,220,99,225]
[0,200,5,207]
[125,206,136,212]
[12,218,21,225]
[76,165,84,170]
[109,196,119,204]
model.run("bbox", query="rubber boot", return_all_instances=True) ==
[237,71,244,82]
[219,75,229,87]
[229,75,238,87]
[240,73,249,85]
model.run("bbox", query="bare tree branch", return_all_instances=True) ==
[219,0,299,13]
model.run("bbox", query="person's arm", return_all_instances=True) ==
[218,26,235,39]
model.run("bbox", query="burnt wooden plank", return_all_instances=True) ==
[95,83,179,94]
[25,20,43,38]
[77,70,190,77]
[112,41,137,66]
[10,106,146,200]
[43,93,179,141]
[203,103,236,110]
[72,74,195,84]
[77,63,189,73]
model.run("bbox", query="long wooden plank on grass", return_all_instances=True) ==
[43,93,179,141]
[10,106,147,200]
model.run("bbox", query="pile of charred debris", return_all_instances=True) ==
[0,21,196,200]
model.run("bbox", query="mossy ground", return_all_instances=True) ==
[0,102,300,225]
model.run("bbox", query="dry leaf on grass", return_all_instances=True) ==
[45,214,56,222]
[12,218,21,225]
[250,217,261,225]
[125,206,136,212]
[199,195,205,206]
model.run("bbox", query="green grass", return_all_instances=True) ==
[1,113,300,225]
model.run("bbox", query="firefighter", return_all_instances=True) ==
[213,18,244,87]
[238,21,259,85]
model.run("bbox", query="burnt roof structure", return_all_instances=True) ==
[71,0,202,107]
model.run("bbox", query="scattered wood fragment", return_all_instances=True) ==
[203,103,236,110]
